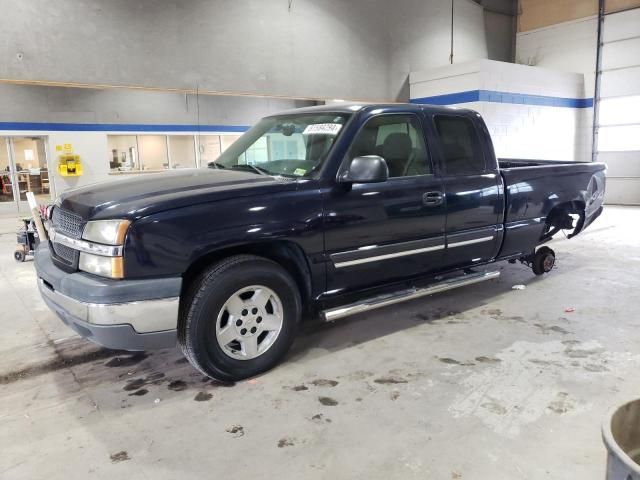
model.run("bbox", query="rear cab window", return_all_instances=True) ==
[433,115,485,175]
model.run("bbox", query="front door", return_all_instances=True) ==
[0,137,53,214]
[324,113,447,293]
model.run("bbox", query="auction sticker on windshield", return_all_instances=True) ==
[303,123,343,135]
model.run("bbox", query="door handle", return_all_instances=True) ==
[423,191,444,207]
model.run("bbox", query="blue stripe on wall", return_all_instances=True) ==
[411,90,481,105]
[410,90,594,109]
[0,122,251,132]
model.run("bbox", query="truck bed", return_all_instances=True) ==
[496,158,607,259]
[499,158,592,169]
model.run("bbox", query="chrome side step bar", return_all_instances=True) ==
[321,270,500,322]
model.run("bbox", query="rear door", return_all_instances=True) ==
[324,112,447,292]
[428,113,503,268]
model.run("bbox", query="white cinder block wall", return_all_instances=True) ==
[516,17,598,161]
[410,59,592,161]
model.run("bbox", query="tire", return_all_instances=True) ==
[532,247,555,276]
[14,250,25,262]
[178,254,301,382]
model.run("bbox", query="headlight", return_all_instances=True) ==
[78,219,129,278]
[79,253,124,279]
[82,219,130,245]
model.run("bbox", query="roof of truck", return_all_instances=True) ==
[269,102,478,117]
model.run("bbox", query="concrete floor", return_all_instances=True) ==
[1,206,639,479]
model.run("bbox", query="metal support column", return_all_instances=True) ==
[591,0,605,162]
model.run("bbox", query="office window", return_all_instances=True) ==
[109,135,196,172]
[199,135,242,167]
[108,135,138,172]
[168,135,196,169]
[239,137,269,164]
[434,116,485,175]
[138,135,169,171]
[268,133,305,162]
[198,135,222,167]
[108,134,243,172]
[348,114,430,177]
[221,135,242,153]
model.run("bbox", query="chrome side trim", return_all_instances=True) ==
[505,217,545,230]
[333,244,445,268]
[50,228,123,257]
[38,279,178,332]
[447,236,494,248]
[322,270,500,322]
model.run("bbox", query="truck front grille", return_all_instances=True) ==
[51,208,84,239]
[50,208,84,269]
[52,242,77,265]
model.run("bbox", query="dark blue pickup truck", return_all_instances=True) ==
[35,103,606,380]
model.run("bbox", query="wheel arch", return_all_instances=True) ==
[181,240,314,307]
[541,199,587,241]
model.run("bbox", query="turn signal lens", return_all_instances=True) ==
[79,253,124,279]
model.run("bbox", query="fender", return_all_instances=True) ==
[123,186,325,298]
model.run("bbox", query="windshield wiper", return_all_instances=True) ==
[228,164,270,176]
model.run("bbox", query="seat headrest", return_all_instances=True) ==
[382,133,412,160]
[351,128,378,158]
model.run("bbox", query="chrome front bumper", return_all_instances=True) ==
[35,243,181,351]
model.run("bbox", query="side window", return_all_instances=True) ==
[434,116,485,175]
[348,114,431,177]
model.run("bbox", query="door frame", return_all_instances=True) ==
[323,110,448,293]
[0,136,55,215]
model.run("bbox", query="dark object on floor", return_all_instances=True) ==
[14,218,39,262]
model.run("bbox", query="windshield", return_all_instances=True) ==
[211,113,351,177]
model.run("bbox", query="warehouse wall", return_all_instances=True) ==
[0,83,311,126]
[516,0,640,204]
[0,83,313,198]
[515,3,598,161]
[606,0,640,12]
[410,59,591,161]
[0,0,518,209]
[0,0,515,102]
[389,0,487,99]
[516,18,598,94]
[0,0,390,100]
[517,0,597,32]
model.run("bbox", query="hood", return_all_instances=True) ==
[58,168,296,220]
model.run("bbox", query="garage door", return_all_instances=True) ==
[595,4,640,204]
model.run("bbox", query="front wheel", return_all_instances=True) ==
[178,255,301,382]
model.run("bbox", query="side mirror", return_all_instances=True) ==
[338,155,389,184]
